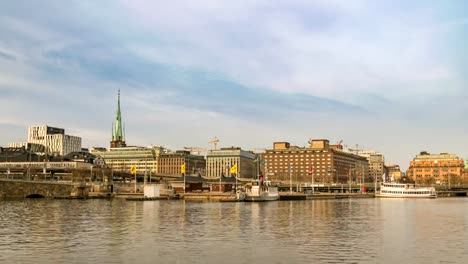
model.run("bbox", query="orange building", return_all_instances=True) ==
[406,152,464,186]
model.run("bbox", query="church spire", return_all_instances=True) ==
[110,90,126,148]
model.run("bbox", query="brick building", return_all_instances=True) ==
[263,139,369,184]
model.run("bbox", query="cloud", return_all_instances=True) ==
[121,0,460,101]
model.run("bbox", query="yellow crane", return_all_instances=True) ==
[208,137,219,150]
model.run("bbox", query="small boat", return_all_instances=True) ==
[245,180,279,202]
[375,182,437,198]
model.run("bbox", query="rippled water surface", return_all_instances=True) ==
[1,198,468,264]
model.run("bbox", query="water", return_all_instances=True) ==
[1,198,468,264]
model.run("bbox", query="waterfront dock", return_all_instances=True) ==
[115,192,376,201]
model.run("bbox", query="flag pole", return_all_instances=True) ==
[182,163,186,194]
[289,163,292,194]
[236,162,239,191]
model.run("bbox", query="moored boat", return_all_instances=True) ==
[244,180,279,202]
[376,182,436,198]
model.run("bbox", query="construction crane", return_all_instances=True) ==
[183,147,208,155]
[348,144,366,155]
[208,137,219,150]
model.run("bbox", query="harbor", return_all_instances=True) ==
[2,196,468,264]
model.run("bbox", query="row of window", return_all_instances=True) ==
[381,190,431,195]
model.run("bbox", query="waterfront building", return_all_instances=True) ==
[89,146,165,176]
[110,90,126,148]
[264,140,369,184]
[358,150,386,181]
[386,164,402,181]
[8,125,81,156]
[406,152,465,185]
[158,150,206,177]
[205,147,257,179]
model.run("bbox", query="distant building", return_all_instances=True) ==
[63,151,101,165]
[0,147,41,162]
[386,164,402,181]
[110,90,126,148]
[406,152,464,185]
[90,146,165,175]
[8,125,81,156]
[264,139,369,184]
[158,150,205,177]
[358,150,386,181]
[205,147,257,179]
[7,142,45,153]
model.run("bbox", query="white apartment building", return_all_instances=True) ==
[26,126,81,156]
[205,147,257,179]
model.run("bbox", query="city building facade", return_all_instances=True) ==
[7,142,45,153]
[386,164,402,181]
[406,152,465,185]
[158,150,206,176]
[90,146,165,175]
[16,125,82,156]
[264,140,369,184]
[358,150,386,180]
[205,147,257,179]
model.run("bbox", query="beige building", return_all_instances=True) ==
[386,164,402,181]
[264,140,369,184]
[406,152,464,185]
[358,150,386,180]
[205,147,257,179]
[158,150,206,177]
[90,146,165,176]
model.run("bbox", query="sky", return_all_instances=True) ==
[1,0,468,169]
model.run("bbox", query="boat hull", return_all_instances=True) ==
[375,193,436,198]
[377,182,437,199]
[244,195,279,202]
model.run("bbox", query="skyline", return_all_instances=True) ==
[1,1,468,169]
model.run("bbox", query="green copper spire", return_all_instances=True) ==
[112,90,124,141]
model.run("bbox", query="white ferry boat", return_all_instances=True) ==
[376,182,437,198]
[245,180,279,202]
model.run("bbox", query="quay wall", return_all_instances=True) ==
[0,179,75,198]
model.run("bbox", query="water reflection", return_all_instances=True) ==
[1,198,467,263]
